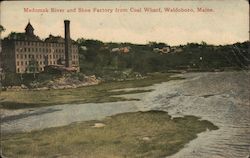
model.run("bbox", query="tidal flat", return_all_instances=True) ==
[0,73,182,109]
[2,110,218,158]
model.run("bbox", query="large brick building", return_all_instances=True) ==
[1,20,79,74]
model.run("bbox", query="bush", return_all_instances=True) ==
[2,73,22,86]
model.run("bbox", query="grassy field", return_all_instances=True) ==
[0,73,182,109]
[2,110,218,158]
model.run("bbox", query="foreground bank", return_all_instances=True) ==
[2,111,218,158]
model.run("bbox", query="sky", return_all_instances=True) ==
[0,0,249,46]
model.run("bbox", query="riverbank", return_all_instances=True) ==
[1,73,101,91]
[0,73,182,110]
[1,110,218,158]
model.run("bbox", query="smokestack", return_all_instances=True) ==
[64,20,72,68]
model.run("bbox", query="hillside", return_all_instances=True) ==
[77,39,250,78]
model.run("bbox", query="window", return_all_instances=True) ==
[20,54,23,59]
[16,54,19,59]
[24,54,27,59]
[28,48,30,52]
[29,55,34,59]
[17,68,20,73]
[17,61,19,66]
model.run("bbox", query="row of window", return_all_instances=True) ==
[17,60,78,66]
[16,54,78,60]
[16,61,79,73]
[16,47,78,53]
[17,60,47,66]
[17,67,44,73]
[15,41,78,48]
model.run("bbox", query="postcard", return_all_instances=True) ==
[0,0,249,158]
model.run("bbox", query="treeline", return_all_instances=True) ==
[76,39,250,76]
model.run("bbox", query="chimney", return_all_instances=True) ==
[64,20,72,68]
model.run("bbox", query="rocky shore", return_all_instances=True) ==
[2,75,101,91]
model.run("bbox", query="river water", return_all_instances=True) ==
[1,71,250,158]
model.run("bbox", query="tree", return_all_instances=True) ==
[148,41,169,48]
[201,41,207,46]
[0,25,5,87]
[26,59,39,78]
[0,25,5,33]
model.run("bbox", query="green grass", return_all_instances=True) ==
[0,73,182,109]
[2,110,218,158]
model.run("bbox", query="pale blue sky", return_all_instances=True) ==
[0,0,249,45]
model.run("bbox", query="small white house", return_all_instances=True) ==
[80,46,87,51]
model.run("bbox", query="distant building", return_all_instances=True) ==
[1,20,79,74]
[153,46,171,54]
[111,46,131,53]
[80,46,87,51]
[171,46,183,53]
[111,48,120,52]
[120,47,130,53]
